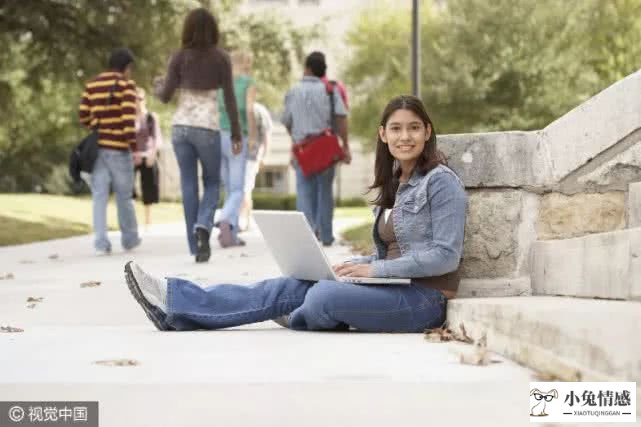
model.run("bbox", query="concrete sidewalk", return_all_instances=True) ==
[0,218,538,426]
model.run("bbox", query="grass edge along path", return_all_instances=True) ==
[0,194,374,246]
[0,193,183,246]
[341,221,375,256]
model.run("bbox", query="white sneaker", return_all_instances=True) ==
[238,215,249,232]
[127,262,167,311]
[95,248,112,256]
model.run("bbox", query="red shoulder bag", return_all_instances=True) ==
[292,81,345,177]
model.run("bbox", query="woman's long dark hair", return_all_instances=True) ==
[181,8,219,49]
[368,95,446,208]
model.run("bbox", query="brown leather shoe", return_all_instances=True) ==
[218,221,234,248]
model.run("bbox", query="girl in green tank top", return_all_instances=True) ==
[218,51,257,144]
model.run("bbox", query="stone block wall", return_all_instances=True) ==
[532,227,641,300]
[439,70,641,293]
[536,192,625,240]
[461,190,522,279]
[629,182,641,227]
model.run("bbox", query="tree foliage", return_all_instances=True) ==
[0,0,182,191]
[0,0,315,191]
[219,10,320,109]
[344,0,641,144]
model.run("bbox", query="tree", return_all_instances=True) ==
[342,2,432,140]
[218,10,320,109]
[343,0,641,144]
[0,0,316,192]
[0,0,185,191]
[582,0,641,83]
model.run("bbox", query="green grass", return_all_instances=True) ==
[0,194,376,247]
[0,193,184,246]
[334,207,374,254]
[334,203,375,253]
[341,221,375,255]
[334,206,372,221]
[0,215,91,246]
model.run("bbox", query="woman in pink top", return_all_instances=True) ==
[154,7,241,263]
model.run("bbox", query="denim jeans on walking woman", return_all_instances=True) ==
[172,125,222,255]
[218,131,247,239]
[165,276,446,332]
[294,163,335,244]
[91,148,140,251]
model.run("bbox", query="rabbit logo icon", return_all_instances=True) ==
[530,388,558,417]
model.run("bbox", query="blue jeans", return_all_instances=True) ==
[172,126,222,255]
[165,276,446,332]
[91,148,140,251]
[294,163,335,244]
[218,131,247,239]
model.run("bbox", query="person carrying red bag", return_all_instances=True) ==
[282,51,351,247]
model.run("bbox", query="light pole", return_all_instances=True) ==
[412,0,421,98]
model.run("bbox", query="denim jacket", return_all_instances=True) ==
[350,165,468,278]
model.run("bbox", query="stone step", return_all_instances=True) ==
[532,227,641,300]
[629,181,641,227]
[458,276,531,298]
[447,296,641,415]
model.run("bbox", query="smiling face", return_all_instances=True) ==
[370,95,441,208]
[379,108,432,167]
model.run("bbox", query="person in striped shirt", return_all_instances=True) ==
[78,48,141,255]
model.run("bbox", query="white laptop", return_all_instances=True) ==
[253,210,411,285]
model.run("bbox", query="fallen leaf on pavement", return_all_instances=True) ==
[533,371,560,382]
[240,253,249,258]
[456,333,502,366]
[80,281,101,288]
[424,323,455,342]
[457,323,475,344]
[533,369,582,382]
[0,273,15,280]
[94,359,140,367]
[26,297,44,303]
[48,254,59,260]
[0,326,24,333]
[26,303,36,309]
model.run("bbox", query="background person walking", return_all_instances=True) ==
[78,48,141,255]
[216,51,257,247]
[133,88,163,230]
[282,51,351,247]
[238,101,273,231]
[154,7,242,262]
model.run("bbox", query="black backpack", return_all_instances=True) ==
[69,130,99,184]
[69,80,118,184]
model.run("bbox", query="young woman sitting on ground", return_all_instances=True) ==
[123,95,468,333]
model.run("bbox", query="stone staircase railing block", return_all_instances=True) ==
[532,227,641,300]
